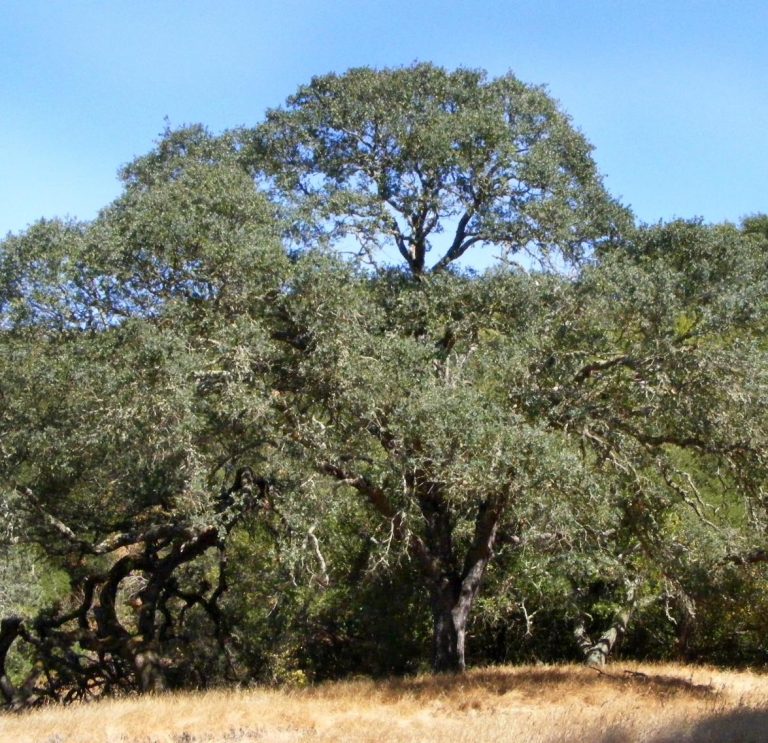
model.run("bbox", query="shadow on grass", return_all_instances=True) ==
[349,665,721,704]
[426,667,718,698]
[597,707,768,743]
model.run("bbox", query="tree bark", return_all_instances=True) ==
[426,497,502,673]
[574,608,630,667]
[430,576,477,673]
[1,470,265,709]
[322,459,507,673]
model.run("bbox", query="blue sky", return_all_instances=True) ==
[2,0,766,242]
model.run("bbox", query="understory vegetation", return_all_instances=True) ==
[2,63,768,711]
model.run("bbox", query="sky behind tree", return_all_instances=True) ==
[2,0,766,244]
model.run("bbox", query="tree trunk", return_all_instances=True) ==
[574,608,630,666]
[427,499,502,673]
[431,578,466,673]
[0,618,22,705]
[574,595,655,666]
[322,461,506,674]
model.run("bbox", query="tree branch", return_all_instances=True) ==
[2,469,264,708]
[321,461,434,578]
[572,355,639,385]
[432,210,476,272]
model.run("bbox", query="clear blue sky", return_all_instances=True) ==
[2,0,766,239]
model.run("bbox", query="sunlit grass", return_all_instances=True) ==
[2,662,768,742]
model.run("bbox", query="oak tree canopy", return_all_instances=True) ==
[249,63,630,275]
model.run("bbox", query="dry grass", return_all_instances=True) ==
[3,662,768,742]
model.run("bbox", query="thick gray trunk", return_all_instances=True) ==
[325,460,506,675]
[422,502,501,673]
[430,503,500,673]
[431,579,471,673]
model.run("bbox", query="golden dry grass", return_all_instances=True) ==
[2,662,768,742]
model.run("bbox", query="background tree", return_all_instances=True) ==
[520,219,768,662]
[247,63,630,276]
[0,135,301,706]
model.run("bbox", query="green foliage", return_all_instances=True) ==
[248,63,630,274]
[3,74,768,696]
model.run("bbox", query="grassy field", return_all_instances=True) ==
[2,662,768,742]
